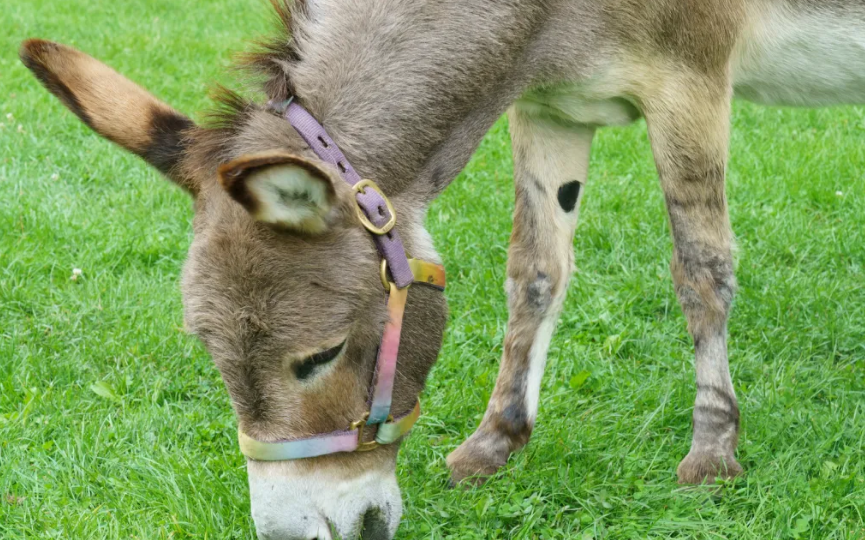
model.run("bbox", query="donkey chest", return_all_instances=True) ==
[518,82,642,128]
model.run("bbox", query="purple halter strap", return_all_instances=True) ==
[236,99,446,460]
[283,101,414,289]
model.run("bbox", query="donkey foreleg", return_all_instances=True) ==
[447,104,593,485]
[643,71,743,483]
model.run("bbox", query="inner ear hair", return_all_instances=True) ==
[218,152,339,233]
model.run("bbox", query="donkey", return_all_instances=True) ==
[20,0,865,538]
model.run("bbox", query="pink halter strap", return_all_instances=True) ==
[237,99,446,461]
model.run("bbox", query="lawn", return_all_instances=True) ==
[2,1,864,539]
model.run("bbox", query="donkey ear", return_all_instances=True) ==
[218,152,351,233]
[19,39,197,193]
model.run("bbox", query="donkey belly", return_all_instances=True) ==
[733,2,865,106]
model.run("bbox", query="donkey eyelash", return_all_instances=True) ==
[294,340,346,381]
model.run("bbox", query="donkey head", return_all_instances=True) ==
[20,39,447,540]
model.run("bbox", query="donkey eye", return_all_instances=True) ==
[295,341,346,380]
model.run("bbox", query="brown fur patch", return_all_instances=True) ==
[20,39,94,128]
[608,0,746,73]
[20,39,198,192]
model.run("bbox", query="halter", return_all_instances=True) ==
[237,99,446,461]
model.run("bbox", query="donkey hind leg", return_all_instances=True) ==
[643,72,743,483]
[447,104,593,485]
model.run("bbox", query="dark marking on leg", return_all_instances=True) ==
[557,181,581,212]
[665,192,725,213]
[499,402,529,439]
[513,183,540,237]
[694,404,740,426]
[696,383,739,413]
[526,271,552,313]
[670,240,736,321]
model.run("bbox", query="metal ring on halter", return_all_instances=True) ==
[380,259,393,292]
[349,412,377,452]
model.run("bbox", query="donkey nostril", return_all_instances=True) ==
[360,508,390,540]
[306,521,333,540]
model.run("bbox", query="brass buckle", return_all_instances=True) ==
[353,179,396,235]
[350,412,379,452]
[350,411,395,452]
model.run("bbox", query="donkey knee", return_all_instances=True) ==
[506,270,558,316]
[670,246,736,336]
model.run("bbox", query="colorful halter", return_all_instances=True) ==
[237,99,446,461]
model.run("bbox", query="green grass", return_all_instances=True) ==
[2,1,864,539]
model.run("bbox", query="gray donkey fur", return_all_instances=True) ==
[21,0,865,537]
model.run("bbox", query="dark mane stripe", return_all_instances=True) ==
[236,0,306,102]
[187,1,305,176]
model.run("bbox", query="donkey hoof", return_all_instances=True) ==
[676,451,743,485]
[446,432,510,487]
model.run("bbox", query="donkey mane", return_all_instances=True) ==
[185,1,305,180]
[237,0,306,102]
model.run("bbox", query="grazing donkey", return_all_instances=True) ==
[20,0,865,538]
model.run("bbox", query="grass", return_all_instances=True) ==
[2,1,864,539]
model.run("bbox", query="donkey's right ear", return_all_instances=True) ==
[218,152,355,234]
[19,39,198,194]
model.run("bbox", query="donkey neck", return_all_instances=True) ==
[285,0,548,201]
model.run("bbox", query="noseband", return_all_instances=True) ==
[237,99,446,461]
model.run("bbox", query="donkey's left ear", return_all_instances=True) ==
[219,152,351,233]
[20,39,197,193]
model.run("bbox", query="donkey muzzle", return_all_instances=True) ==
[247,459,402,540]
